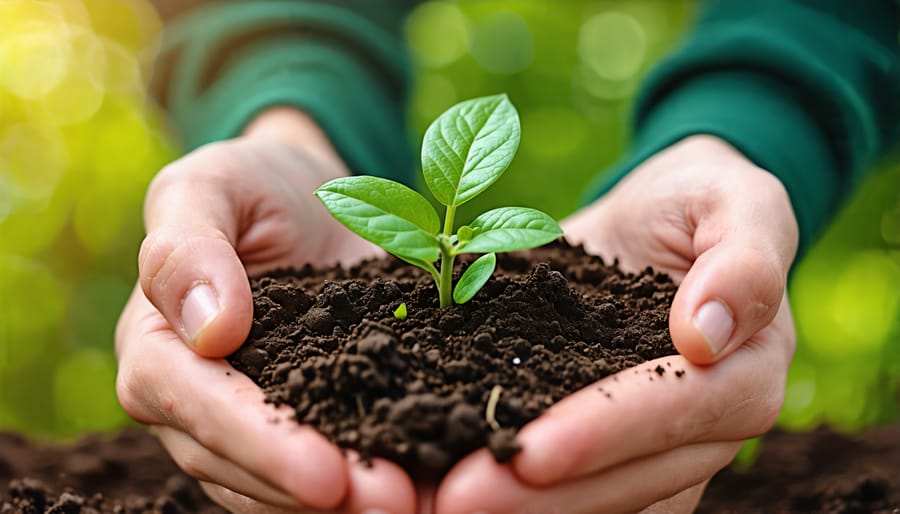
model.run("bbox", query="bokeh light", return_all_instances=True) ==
[470,10,534,75]
[406,1,470,69]
[578,11,647,81]
[0,256,64,374]
[53,348,126,435]
[0,0,172,436]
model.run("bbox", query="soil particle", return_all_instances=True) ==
[229,241,678,475]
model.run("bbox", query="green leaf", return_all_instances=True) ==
[453,252,496,304]
[422,94,520,207]
[460,207,562,254]
[393,302,407,320]
[457,225,474,244]
[314,176,441,263]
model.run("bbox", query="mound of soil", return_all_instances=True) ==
[0,429,224,513]
[227,241,679,476]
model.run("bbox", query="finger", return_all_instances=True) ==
[201,483,314,514]
[436,442,739,514]
[116,293,349,510]
[155,426,302,509]
[163,427,418,514]
[511,303,792,486]
[638,480,708,514]
[670,171,798,363]
[340,453,418,514]
[139,147,253,357]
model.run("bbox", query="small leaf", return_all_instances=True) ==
[422,94,520,207]
[460,207,562,254]
[453,253,496,304]
[393,302,407,320]
[315,176,441,263]
[457,225,474,244]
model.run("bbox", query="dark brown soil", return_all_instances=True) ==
[2,425,898,513]
[699,424,900,514]
[228,241,679,476]
[0,429,225,514]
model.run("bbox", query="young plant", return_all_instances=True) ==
[314,94,562,307]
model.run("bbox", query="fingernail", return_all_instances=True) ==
[182,283,219,344]
[693,300,734,357]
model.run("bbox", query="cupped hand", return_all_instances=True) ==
[115,109,417,513]
[434,135,799,513]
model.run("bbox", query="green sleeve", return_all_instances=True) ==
[151,0,419,185]
[588,0,900,257]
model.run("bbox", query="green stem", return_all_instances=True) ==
[439,247,454,308]
[438,204,458,308]
[443,205,456,238]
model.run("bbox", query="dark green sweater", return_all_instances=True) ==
[150,0,900,257]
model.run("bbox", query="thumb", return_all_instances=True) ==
[669,179,798,365]
[138,162,253,358]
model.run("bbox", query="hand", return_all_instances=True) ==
[115,108,417,513]
[433,135,799,513]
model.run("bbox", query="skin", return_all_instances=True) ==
[116,107,799,513]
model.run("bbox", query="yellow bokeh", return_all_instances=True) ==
[80,0,161,54]
[0,0,173,434]
[0,121,69,200]
[0,28,71,100]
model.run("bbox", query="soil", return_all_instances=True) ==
[227,241,680,476]
[0,429,225,513]
[1,425,897,513]
[697,424,900,514]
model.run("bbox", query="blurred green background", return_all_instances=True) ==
[0,0,897,439]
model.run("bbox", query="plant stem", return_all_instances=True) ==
[438,204,458,308]
[439,248,454,308]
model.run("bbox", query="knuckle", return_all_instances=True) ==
[115,367,153,424]
[170,448,212,482]
[137,230,192,311]
[736,247,785,319]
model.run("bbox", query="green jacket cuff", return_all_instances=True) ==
[154,1,414,184]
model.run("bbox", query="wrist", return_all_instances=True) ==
[242,107,349,181]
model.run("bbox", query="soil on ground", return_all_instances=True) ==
[227,241,679,476]
[1,425,898,513]
[698,424,900,514]
[0,429,224,513]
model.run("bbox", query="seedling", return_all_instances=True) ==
[393,302,408,320]
[315,94,562,307]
